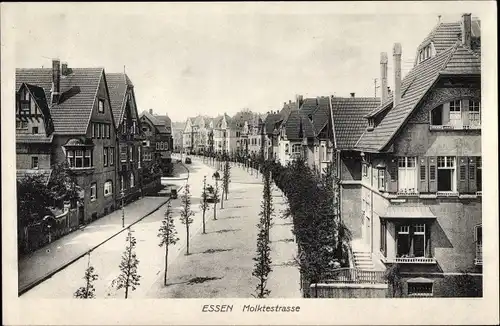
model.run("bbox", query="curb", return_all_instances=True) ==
[18,197,173,296]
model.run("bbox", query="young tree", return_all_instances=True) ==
[200,176,210,234]
[180,184,194,255]
[212,171,221,220]
[223,160,231,200]
[262,167,274,242]
[157,201,179,286]
[112,228,141,298]
[252,171,273,298]
[74,254,99,299]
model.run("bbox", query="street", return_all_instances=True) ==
[21,158,300,298]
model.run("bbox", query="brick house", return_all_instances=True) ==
[107,73,143,204]
[350,14,482,297]
[16,60,118,224]
[139,109,173,174]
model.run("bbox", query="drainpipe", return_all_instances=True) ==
[370,154,374,256]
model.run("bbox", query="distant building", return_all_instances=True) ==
[139,109,173,174]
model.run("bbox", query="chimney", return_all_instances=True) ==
[393,43,402,107]
[51,59,60,104]
[149,109,153,114]
[350,93,355,98]
[387,86,392,96]
[380,52,388,102]
[296,94,303,107]
[61,62,69,76]
[461,13,472,48]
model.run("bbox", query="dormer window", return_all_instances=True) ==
[419,44,434,63]
[367,118,375,130]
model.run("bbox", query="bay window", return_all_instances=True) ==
[75,150,84,168]
[398,157,417,193]
[437,156,456,192]
[67,149,93,168]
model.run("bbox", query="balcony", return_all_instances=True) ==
[385,257,436,264]
[430,112,481,131]
[474,244,482,266]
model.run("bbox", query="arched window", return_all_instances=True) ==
[104,180,113,197]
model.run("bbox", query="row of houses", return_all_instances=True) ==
[16,60,173,226]
[179,111,265,157]
[263,13,481,297]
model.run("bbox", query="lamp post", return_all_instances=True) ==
[121,189,125,228]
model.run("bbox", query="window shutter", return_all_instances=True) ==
[428,156,438,192]
[458,156,469,193]
[418,157,429,193]
[387,157,398,193]
[468,157,477,193]
[425,223,432,258]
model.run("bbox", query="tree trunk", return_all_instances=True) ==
[202,209,206,234]
[186,224,190,255]
[164,244,169,286]
[221,189,224,209]
[213,202,217,220]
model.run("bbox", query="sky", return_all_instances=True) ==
[5,2,485,123]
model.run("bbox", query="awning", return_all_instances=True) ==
[380,206,436,219]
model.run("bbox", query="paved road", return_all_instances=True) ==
[22,157,301,298]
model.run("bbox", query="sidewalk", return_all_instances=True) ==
[18,196,171,295]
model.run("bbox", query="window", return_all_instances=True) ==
[469,100,481,128]
[138,146,141,168]
[109,147,114,166]
[130,173,135,188]
[378,169,386,190]
[31,156,39,169]
[103,147,108,167]
[100,124,105,139]
[84,149,92,167]
[291,144,301,154]
[437,156,456,192]
[107,124,111,139]
[120,175,125,191]
[120,146,127,162]
[362,163,368,177]
[98,99,105,113]
[90,183,97,201]
[143,152,152,161]
[408,282,433,297]
[96,123,101,138]
[32,126,38,134]
[129,145,133,161]
[92,123,96,138]
[156,142,160,150]
[104,180,113,197]
[396,224,430,258]
[397,157,417,193]
[476,157,482,192]
[449,100,461,127]
[75,150,84,168]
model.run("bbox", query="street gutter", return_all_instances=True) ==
[18,188,183,297]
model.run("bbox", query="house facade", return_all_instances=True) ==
[16,60,118,224]
[213,113,231,154]
[107,73,143,205]
[351,14,482,297]
[139,109,173,175]
[182,115,211,154]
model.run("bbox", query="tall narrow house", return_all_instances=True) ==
[16,60,118,224]
[107,73,143,205]
[353,14,481,297]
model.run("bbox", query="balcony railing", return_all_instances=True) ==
[322,268,387,284]
[475,244,482,265]
[387,257,436,264]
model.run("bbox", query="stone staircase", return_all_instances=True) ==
[351,239,375,270]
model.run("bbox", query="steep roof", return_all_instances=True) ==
[264,113,281,134]
[155,115,172,133]
[356,42,480,152]
[415,18,481,63]
[331,97,380,150]
[283,108,302,140]
[106,73,130,126]
[140,110,170,134]
[16,68,104,135]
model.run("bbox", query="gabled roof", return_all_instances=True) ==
[16,68,105,135]
[18,83,55,136]
[356,41,480,152]
[331,97,380,150]
[282,108,302,140]
[106,73,131,126]
[155,115,172,133]
[140,110,170,134]
[264,113,281,134]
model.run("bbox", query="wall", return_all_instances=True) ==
[341,184,362,239]
[309,283,388,298]
[16,144,51,169]
[398,274,482,297]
